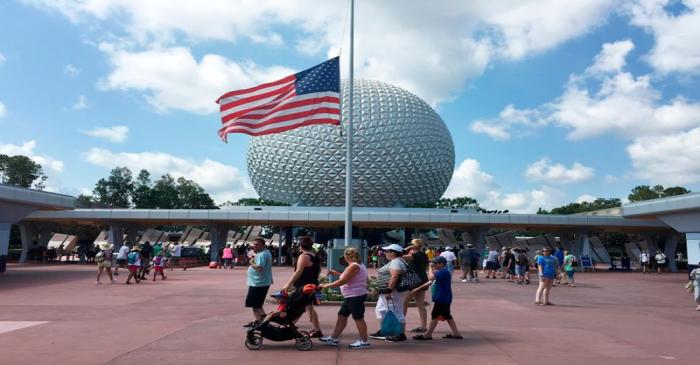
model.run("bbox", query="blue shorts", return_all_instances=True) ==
[566,270,575,279]
[515,265,527,276]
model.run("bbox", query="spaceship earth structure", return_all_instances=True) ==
[247,79,455,207]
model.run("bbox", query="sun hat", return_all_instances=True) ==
[302,284,317,294]
[99,242,112,250]
[445,246,452,250]
[131,246,142,251]
[466,243,474,248]
[381,244,404,253]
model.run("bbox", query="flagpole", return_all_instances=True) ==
[344,0,354,248]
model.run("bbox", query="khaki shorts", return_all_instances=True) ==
[98,261,112,268]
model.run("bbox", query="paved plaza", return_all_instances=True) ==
[0,264,698,365]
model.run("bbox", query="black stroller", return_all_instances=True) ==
[245,289,315,351]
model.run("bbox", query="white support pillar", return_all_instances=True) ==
[0,222,11,272]
[107,224,124,249]
[19,223,34,263]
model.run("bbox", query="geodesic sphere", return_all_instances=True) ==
[247,80,455,207]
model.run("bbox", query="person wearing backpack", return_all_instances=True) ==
[95,243,115,285]
[125,246,142,284]
[563,250,577,287]
[514,248,530,285]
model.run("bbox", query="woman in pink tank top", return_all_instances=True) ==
[318,248,370,348]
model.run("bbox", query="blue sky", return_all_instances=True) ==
[1,0,699,212]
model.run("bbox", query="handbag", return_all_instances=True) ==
[380,299,402,336]
[397,259,423,292]
[685,281,695,293]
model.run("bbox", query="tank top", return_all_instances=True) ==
[341,263,368,298]
[294,252,320,287]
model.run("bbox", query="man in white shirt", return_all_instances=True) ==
[113,243,131,276]
[170,242,183,271]
[440,247,457,274]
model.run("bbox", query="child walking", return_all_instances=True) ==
[152,252,168,281]
[125,246,142,284]
[412,256,462,340]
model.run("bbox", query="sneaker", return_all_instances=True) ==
[369,330,385,340]
[475,278,480,283]
[408,327,426,333]
[349,340,371,349]
[309,330,323,338]
[461,279,467,282]
[385,334,407,343]
[319,336,338,346]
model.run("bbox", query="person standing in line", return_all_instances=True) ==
[244,237,273,326]
[282,236,323,338]
[554,246,565,285]
[139,241,153,280]
[170,242,182,271]
[484,247,500,279]
[563,250,577,287]
[114,243,130,276]
[689,263,700,311]
[440,246,456,275]
[459,243,480,283]
[402,239,430,334]
[654,250,667,274]
[412,256,463,340]
[514,248,530,285]
[369,244,408,343]
[222,244,234,269]
[640,250,650,274]
[95,243,115,284]
[319,247,371,349]
[535,248,557,305]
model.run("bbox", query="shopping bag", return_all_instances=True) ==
[380,299,402,336]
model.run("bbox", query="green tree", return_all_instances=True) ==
[132,169,155,208]
[538,197,621,215]
[0,154,47,189]
[408,196,482,210]
[628,184,691,202]
[176,177,217,209]
[92,167,134,207]
[151,174,180,208]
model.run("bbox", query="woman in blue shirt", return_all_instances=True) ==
[535,248,557,305]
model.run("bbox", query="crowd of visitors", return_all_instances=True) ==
[93,241,188,285]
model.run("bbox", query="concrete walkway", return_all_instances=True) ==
[0,264,698,364]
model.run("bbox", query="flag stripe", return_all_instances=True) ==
[221,94,339,124]
[219,117,340,137]
[222,106,340,129]
[219,82,296,112]
[216,75,295,103]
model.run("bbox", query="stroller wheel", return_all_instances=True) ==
[245,331,263,350]
[295,331,313,351]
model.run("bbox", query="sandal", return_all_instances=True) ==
[413,334,432,340]
[409,327,427,333]
[443,334,463,339]
[545,302,555,306]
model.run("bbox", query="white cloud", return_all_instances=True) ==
[80,125,129,143]
[628,0,700,75]
[443,158,564,213]
[63,64,81,76]
[0,52,5,65]
[525,157,595,184]
[0,102,6,119]
[0,140,64,173]
[83,147,257,203]
[576,194,597,203]
[71,94,88,110]
[98,44,294,114]
[627,127,700,185]
[473,39,700,141]
[586,39,635,75]
[23,0,617,106]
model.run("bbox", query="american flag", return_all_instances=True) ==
[216,57,341,141]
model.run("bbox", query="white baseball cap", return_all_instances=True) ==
[381,244,404,253]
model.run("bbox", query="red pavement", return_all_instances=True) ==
[0,263,698,365]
